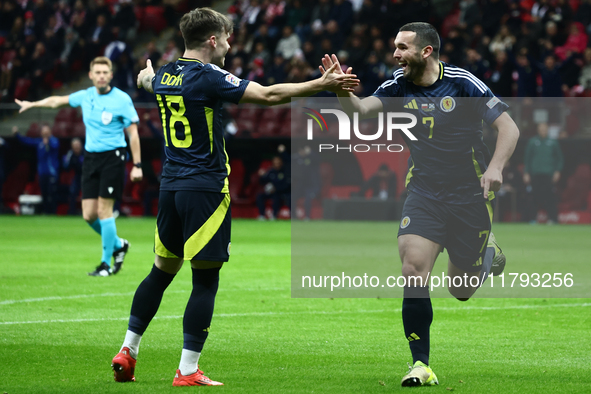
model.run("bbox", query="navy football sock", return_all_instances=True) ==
[402,286,433,365]
[128,264,176,335]
[183,267,221,352]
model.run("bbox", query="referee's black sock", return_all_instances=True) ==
[402,286,433,365]
[128,264,176,335]
[183,267,221,353]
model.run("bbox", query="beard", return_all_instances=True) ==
[403,53,427,83]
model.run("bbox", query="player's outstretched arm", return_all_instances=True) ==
[239,63,359,106]
[126,123,143,182]
[320,54,383,119]
[15,96,70,113]
[480,112,520,198]
[137,59,155,94]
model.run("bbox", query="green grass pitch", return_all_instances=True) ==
[0,216,590,393]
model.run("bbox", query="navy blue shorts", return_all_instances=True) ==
[155,190,231,262]
[398,192,493,272]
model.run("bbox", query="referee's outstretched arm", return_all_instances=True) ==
[15,96,70,113]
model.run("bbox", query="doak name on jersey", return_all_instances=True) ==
[161,72,184,86]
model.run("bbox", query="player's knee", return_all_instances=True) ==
[401,261,430,283]
[83,211,97,223]
[447,286,473,301]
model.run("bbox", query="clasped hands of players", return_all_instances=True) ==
[320,53,505,200]
[136,59,360,93]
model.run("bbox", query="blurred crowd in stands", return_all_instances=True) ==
[5,0,591,102]
[222,0,591,99]
[0,0,213,102]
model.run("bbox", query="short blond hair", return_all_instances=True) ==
[90,56,112,71]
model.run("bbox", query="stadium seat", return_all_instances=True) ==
[0,49,16,71]
[141,6,167,34]
[26,122,40,137]
[52,121,71,138]
[1,161,31,206]
[55,108,79,122]
[14,78,31,100]
[225,104,241,119]
[559,164,591,210]
[73,123,86,137]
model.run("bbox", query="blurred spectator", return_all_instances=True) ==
[402,0,431,24]
[463,49,489,82]
[539,55,565,96]
[266,54,287,84]
[487,50,514,98]
[538,21,566,59]
[228,56,245,79]
[246,57,265,84]
[325,20,344,52]
[89,14,113,58]
[371,39,387,62]
[531,0,553,25]
[139,41,161,68]
[157,40,181,67]
[489,25,516,54]
[514,54,538,97]
[459,0,481,30]
[257,156,291,220]
[353,164,398,200]
[523,123,564,224]
[362,52,385,95]
[578,48,591,88]
[329,0,354,35]
[63,137,84,215]
[310,0,332,25]
[496,160,527,222]
[301,40,317,68]
[286,0,309,34]
[345,35,367,71]
[265,0,287,37]
[555,22,588,61]
[30,42,54,99]
[576,0,591,30]
[292,145,319,220]
[515,24,538,59]
[251,41,271,65]
[113,0,137,42]
[275,25,301,59]
[241,0,264,34]
[252,23,277,54]
[12,125,60,214]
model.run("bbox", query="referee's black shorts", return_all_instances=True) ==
[155,190,231,262]
[398,191,493,272]
[81,148,127,200]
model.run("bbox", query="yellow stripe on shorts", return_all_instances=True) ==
[155,227,180,258]
[184,194,231,260]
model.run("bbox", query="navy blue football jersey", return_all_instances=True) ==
[153,58,250,193]
[373,62,508,204]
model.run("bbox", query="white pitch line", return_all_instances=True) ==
[0,302,589,326]
[0,288,288,306]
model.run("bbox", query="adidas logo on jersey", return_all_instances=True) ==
[404,99,418,109]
